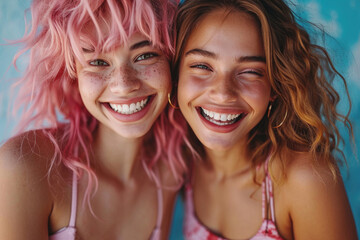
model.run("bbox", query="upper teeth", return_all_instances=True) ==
[202,108,240,121]
[109,98,148,115]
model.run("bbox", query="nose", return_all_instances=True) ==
[208,73,238,103]
[109,65,141,95]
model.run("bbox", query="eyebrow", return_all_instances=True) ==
[185,48,216,58]
[130,40,152,51]
[185,48,266,63]
[237,56,266,63]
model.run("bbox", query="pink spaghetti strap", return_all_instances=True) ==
[69,172,78,228]
[144,166,163,240]
[153,169,164,231]
[141,160,164,240]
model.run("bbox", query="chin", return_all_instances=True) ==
[199,138,237,152]
[113,125,153,139]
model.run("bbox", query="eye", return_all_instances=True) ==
[240,69,264,77]
[190,64,212,71]
[135,52,159,62]
[89,59,109,66]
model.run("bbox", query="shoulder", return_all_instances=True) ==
[278,150,342,195]
[273,150,357,240]
[0,130,54,173]
[0,128,71,194]
[0,130,61,238]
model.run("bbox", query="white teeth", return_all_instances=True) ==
[109,98,149,115]
[201,108,241,125]
[130,103,136,112]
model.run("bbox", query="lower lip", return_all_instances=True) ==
[103,96,154,122]
[197,108,244,133]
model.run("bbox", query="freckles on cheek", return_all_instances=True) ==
[78,72,106,97]
[141,64,171,88]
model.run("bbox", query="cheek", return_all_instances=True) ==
[78,72,106,98]
[140,63,171,90]
[178,73,209,105]
[239,81,271,110]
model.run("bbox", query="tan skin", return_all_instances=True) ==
[0,33,177,240]
[178,9,357,240]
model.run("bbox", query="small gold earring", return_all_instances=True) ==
[273,109,287,128]
[168,93,179,109]
[267,102,273,118]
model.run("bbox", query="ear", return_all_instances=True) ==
[269,88,277,102]
[270,94,277,102]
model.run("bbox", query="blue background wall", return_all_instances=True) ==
[0,0,359,239]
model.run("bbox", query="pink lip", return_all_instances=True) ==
[103,95,154,122]
[196,107,246,133]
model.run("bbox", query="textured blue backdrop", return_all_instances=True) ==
[0,0,359,239]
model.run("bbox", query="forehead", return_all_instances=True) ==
[77,8,149,52]
[184,9,264,57]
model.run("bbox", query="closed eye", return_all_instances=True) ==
[89,59,109,66]
[241,69,264,76]
[135,52,159,62]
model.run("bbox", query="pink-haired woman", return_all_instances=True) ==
[0,0,185,239]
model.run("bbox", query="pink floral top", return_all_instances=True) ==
[184,161,284,240]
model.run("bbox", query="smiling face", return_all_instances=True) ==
[178,9,272,151]
[76,33,171,139]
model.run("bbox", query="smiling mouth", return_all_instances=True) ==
[199,107,247,126]
[108,96,151,115]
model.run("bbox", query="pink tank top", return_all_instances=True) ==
[49,172,164,240]
[184,160,284,240]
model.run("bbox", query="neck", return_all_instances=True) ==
[91,124,146,182]
[203,142,251,179]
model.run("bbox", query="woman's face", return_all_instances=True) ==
[76,32,171,139]
[178,9,272,151]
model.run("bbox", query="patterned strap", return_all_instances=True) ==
[264,155,275,222]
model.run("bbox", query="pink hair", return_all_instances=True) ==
[11,0,186,206]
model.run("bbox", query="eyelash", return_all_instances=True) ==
[87,52,159,67]
[190,64,212,71]
[135,52,159,62]
[189,64,263,77]
[241,69,264,76]
[89,59,109,66]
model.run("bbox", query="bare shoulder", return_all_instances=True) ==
[282,150,335,184]
[276,150,358,240]
[0,130,56,239]
[0,130,60,180]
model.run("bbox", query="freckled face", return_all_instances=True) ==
[76,33,171,139]
[178,10,272,151]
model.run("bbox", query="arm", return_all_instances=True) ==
[285,156,358,240]
[0,133,53,239]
